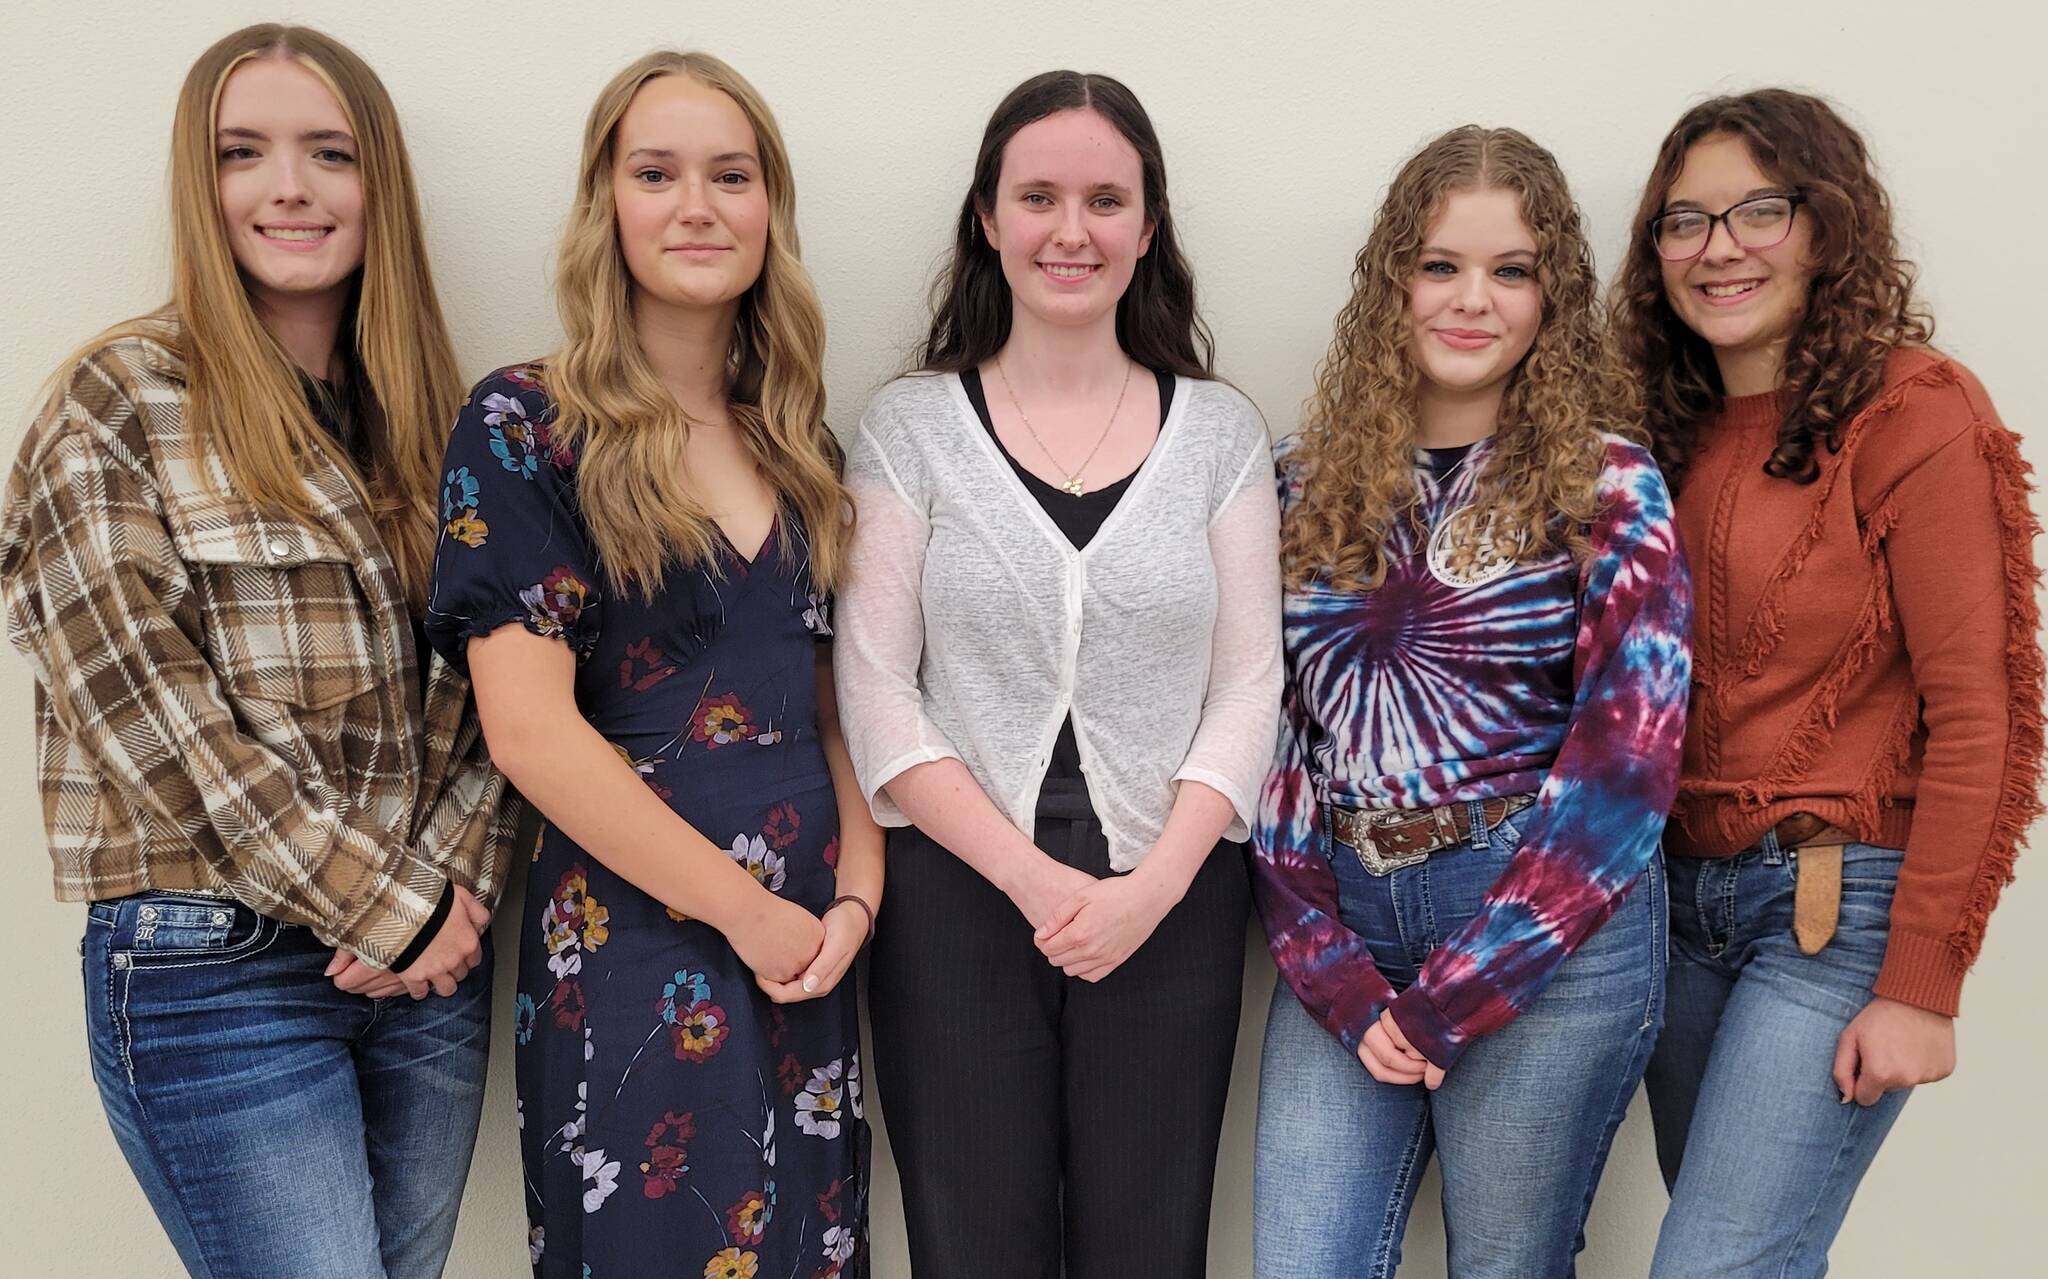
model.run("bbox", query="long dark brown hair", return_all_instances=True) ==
[918,70,1214,378]
[1613,89,1932,489]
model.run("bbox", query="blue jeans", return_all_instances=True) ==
[1646,838,1911,1278]
[1254,805,1665,1278]
[82,891,492,1279]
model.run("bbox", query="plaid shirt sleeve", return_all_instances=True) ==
[1,353,451,968]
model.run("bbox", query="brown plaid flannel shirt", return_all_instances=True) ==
[0,335,516,968]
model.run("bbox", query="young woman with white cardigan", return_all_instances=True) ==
[833,69,1281,1279]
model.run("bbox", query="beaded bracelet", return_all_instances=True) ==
[825,894,875,945]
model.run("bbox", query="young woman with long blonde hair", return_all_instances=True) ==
[0,23,511,1278]
[1616,89,2043,1278]
[1250,127,1692,1277]
[425,51,877,1277]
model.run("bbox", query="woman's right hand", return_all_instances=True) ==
[729,893,828,985]
[1006,857,1099,934]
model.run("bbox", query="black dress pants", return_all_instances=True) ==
[868,808,1250,1279]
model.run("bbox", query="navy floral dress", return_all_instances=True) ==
[425,366,868,1279]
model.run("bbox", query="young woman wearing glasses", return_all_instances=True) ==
[1614,88,2044,1278]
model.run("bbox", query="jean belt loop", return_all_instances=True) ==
[1467,799,1489,850]
[1759,824,1786,865]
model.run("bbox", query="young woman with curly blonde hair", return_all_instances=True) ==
[1616,89,2043,1279]
[1251,126,1693,1277]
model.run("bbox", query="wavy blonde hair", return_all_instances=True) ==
[1282,126,1638,591]
[68,24,459,609]
[541,50,845,596]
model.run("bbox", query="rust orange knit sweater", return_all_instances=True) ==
[1670,349,2042,1016]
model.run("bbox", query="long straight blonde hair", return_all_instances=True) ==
[543,51,847,596]
[82,24,459,608]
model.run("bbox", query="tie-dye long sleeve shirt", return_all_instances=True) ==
[1252,434,1691,1069]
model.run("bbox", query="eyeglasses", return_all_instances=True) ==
[1648,193,1805,262]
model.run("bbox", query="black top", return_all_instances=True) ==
[1422,442,1475,479]
[303,362,451,970]
[302,364,434,709]
[960,366,1175,818]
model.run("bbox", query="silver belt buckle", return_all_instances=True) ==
[1333,805,1436,877]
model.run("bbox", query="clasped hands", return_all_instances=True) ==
[327,882,492,1000]
[1359,1008,1448,1090]
[1014,857,1178,984]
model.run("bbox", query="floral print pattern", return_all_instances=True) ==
[441,466,488,547]
[522,567,590,641]
[691,694,757,747]
[430,367,866,1278]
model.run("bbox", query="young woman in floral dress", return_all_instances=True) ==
[426,51,878,1279]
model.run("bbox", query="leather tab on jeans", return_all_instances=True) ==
[1793,842,1845,955]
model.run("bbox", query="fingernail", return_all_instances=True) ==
[802,975,818,993]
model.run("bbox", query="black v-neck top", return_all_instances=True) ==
[960,366,1174,550]
[958,366,1175,814]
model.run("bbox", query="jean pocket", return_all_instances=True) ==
[110,894,273,962]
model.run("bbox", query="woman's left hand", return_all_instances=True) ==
[1034,873,1178,982]
[756,901,867,1004]
[1377,1009,1447,1090]
[1833,995,1955,1106]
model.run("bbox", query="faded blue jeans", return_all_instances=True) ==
[82,891,492,1279]
[1254,804,1666,1278]
[1646,837,1912,1278]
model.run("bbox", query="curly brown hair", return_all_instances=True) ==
[1612,89,1933,489]
[1282,126,1637,591]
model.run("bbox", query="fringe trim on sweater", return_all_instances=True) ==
[1732,493,1904,812]
[1731,360,1962,679]
[1951,417,2044,967]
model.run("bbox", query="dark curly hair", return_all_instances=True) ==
[1612,89,1932,488]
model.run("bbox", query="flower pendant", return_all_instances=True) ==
[1061,476,1086,496]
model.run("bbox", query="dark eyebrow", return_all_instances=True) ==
[1663,186,1789,212]
[1012,178,1137,199]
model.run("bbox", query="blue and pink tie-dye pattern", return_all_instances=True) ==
[1252,435,1692,1068]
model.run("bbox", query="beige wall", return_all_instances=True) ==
[3,0,2042,1273]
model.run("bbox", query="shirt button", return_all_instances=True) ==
[268,537,291,558]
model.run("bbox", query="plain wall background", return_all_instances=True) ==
[3,1,2042,1273]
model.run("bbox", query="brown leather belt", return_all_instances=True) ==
[1332,795,1537,876]
[1770,812,1852,955]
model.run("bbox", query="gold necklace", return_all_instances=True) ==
[992,356,1133,496]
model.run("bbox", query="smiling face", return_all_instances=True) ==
[214,55,366,315]
[978,107,1154,336]
[1405,186,1543,407]
[1657,132,1815,392]
[611,75,771,317]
